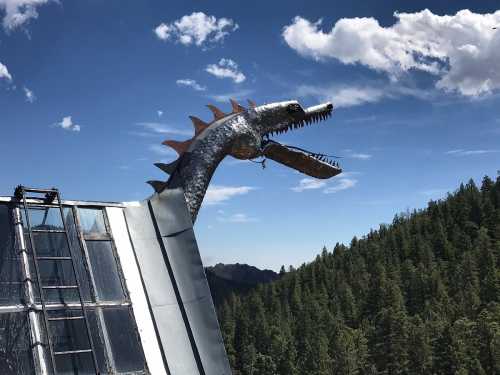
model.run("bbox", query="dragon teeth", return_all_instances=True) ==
[267,109,332,139]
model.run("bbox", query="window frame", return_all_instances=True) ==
[71,205,147,374]
[72,206,131,303]
[0,200,149,375]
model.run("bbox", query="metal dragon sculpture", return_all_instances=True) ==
[147,99,342,222]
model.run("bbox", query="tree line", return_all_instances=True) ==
[214,175,500,374]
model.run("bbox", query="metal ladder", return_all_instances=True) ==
[15,186,99,375]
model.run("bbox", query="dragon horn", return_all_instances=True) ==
[206,104,226,120]
[162,139,192,155]
[154,160,179,175]
[147,180,166,193]
[189,116,208,135]
[247,99,256,108]
[230,98,245,113]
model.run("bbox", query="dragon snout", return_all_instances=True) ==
[304,102,334,117]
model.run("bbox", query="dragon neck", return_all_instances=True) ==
[161,114,243,223]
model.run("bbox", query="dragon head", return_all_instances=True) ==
[228,99,340,179]
[149,99,341,220]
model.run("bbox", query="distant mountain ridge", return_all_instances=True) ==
[207,263,279,284]
[206,263,279,307]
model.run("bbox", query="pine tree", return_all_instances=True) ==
[407,316,432,374]
[476,306,500,374]
[475,228,499,304]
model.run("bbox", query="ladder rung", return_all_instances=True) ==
[42,285,78,290]
[54,349,92,356]
[24,204,61,209]
[21,188,58,194]
[48,316,84,322]
[31,229,66,233]
[36,256,72,261]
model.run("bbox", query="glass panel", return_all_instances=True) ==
[43,288,80,305]
[103,307,146,373]
[29,259,81,305]
[86,241,125,302]
[54,352,95,375]
[39,259,76,287]
[87,309,110,374]
[0,312,35,375]
[25,207,63,231]
[0,205,24,305]
[45,309,109,374]
[78,209,107,236]
[48,310,90,353]
[27,232,81,304]
[25,208,92,303]
[64,208,92,302]
[31,232,70,257]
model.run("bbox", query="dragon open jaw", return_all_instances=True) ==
[260,102,342,179]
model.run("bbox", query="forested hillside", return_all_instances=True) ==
[215,176,500,374]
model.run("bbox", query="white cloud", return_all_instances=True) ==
[208,88,255,103]
[23,86,35,102]
[283,9,500,97]
[206,58,246,83]
[296,84,386,108]
[342,150,372,160]
[154,12,238,47]
[296,81,433,108]
[154,23,171,40]
[349,153,372,160]
[136,122,192,136]
[445,149,500,156]
[0,61,12,81]
[176,78,206,91]
[217,212,258,223]
[149,144,176,156]
[324,177,357,193]
[52,116,80,132]
[0,0,52,30]
[205,185,255,205]
[291,178,327,192]
[157,110,163,118]
[292,173,358,194]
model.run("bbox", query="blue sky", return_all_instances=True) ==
[1,1,500,270]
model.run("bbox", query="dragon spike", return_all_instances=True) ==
[189,116,208,135]
[247,99,256,108]
[154,159,179,175]
[206,104,226,120]
[147,180,166,193]
[162,139,192,155]
[230,98,245,113]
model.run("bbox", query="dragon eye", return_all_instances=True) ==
[287,103,301,113]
